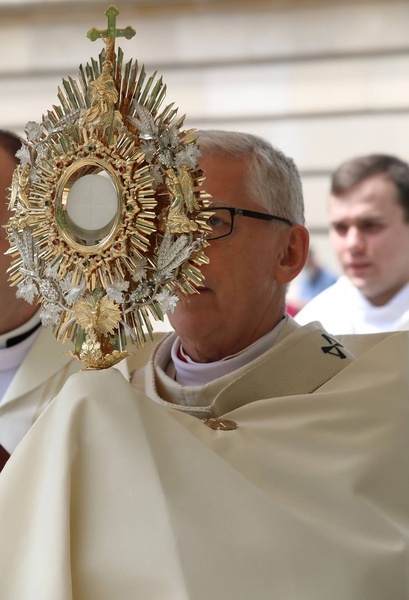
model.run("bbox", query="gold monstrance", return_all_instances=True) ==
[5,6,211,369]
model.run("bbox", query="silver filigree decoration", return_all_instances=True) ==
[175,144,201,170]
[131,260,148,283]
[130,281,154,303]
[156,233,195,279]
[16,279,38,304]
[155,290,179,314]
[39,279,61,302]
[128,103,158,139]
[39,303,63,326]
[106,280,130,304]
[10,229,39,275]
[15,146,31,167]
[25,121,43,143]
[60,276,86,306]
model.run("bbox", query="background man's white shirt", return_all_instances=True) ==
[295,276,409,334]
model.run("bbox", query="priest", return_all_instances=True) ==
[0,130,408,599]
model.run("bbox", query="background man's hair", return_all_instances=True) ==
[0,130,21,163]
[195,129,305,225]
[331,154,409,222]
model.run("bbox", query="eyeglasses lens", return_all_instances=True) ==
[205,209,232,240]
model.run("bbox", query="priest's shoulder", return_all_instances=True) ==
[337,330,408,357]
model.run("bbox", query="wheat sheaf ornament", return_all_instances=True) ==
[6,5,212,369]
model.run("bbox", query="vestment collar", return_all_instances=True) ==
[144,319,355,419]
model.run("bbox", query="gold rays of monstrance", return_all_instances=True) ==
[5,5,212,369]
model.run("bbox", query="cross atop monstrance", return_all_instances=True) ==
[87,5,135,62]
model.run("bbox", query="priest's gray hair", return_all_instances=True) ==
[195,130,305,226]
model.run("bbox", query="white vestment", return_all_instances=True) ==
[295,275,409,334]
[0,326,135,458]
[0,327,82,454]
[0,320,408,599]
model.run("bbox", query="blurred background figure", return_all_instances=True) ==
[296,154,409,333]
[286,247,337,315]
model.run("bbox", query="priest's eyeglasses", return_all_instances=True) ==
[200,207,293,241]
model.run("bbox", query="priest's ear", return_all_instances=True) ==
[275,225,309,284]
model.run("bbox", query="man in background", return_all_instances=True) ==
[0,130,83,471]
[296,153,409,333]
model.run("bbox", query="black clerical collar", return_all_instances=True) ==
[0,313,42,349]
[5,321,42,348]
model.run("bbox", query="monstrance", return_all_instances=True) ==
[5,5,212,369]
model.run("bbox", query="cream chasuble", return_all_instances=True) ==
[0,322,408,599]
